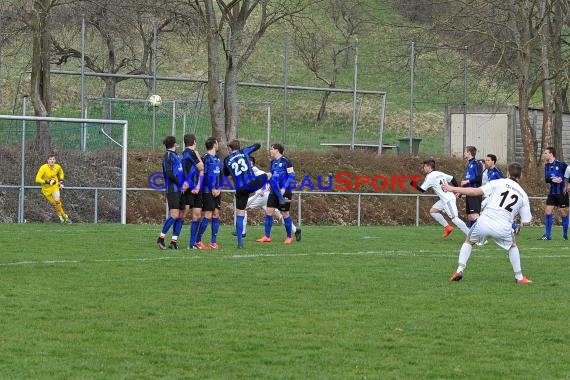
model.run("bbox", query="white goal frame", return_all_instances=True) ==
[0,114,129,224]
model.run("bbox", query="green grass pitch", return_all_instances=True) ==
[1,223,569,379]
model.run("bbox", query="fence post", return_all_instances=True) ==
[357,194,361,226]
[416,195,420,226]
[18,96,28,223]
[297,193,302,227]
[94,188,98,224]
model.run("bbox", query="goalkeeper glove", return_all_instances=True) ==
[59,180,64,189]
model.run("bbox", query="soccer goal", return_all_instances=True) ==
[0,114,128,224]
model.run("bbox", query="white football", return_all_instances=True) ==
[148,94,162,107]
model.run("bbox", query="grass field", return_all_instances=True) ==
[1,223,569,379]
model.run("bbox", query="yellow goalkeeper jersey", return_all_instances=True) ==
[36,163,65,193]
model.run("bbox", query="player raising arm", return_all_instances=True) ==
[223,139,288,248]
[442,162,533,284]
[412,159,469,238]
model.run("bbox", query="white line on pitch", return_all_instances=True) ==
[1,249,569,267]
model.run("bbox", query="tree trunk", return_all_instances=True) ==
[549,0,566,160]
[224,63,240,143]
[31,0,53,155]
[102,77,117,120]
[518,86,536,168]
[204,0,225,147]
[317,90,332,121]
[539,0,555,157]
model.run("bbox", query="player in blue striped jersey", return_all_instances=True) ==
[157,136,185,250]
[223,139,287,248]
[460,146,483,226]
[256,143,296,244]
[194,137,223,249]
[539,147,569,240]
[181,134,204,249]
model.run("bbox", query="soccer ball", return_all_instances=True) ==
[148,94,162,107]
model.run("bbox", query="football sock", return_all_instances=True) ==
[283,216,292,238]
[54,200,65,217]
[430,212,447,227]
[197,217,210,242]
[545,214,553,237]
[211,217,220,244]
[189,220,199,246]
[267,177,286,203]
[161,216,175,234]
[508,246,523,280]
[291,220,297,234]
[264,215,273,237]
[172,218,184,241]
[457,242,472,272]
[452,216,470,235]
[243,211,248,234]
[562,216,569,236]
[236,215,245,246]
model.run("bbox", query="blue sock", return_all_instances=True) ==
[236,215,245,246]
[197,217,210,242]
[190,220,199,246]
[264,215,273,237]
[546,214,553,237]
[268,177,285,202]
[173,218,184,239]
[161,216,175,234]
[563,216,569,237]
[284,216,292,238]
[211,218,220,243]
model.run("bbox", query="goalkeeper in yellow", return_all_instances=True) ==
[35,154,71,223]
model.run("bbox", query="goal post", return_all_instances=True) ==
[0,114,129,224]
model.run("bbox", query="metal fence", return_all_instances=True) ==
[0,183,548,226]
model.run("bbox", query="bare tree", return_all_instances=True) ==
[548,0,570,157]
[292,24,350,121]
[429,0,554,168]
[328,0,370,66]
[49,0,174,99]
[169,0,322,148]
[292,0,369,121]
[0,2,29,106]
[31,0,60,154]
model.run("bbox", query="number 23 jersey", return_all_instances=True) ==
[480,178,531,224]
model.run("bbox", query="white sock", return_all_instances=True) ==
[452,216,470,235]
[430,212,448,227]
[457,243,472,272]
[508,246,523,280]
[243,211,248,234]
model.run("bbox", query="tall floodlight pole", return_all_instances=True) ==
[152,23,158,149]
[80,16,86,151]
[350,40,359,150]
[463,46,468,150]
[409,42,415,153]
[282,31,289,145]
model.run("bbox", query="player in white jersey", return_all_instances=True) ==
[233,156,301,241]
[412,159,470,238]
[442,162,533,284]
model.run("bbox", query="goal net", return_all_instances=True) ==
[0,114,128,224]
